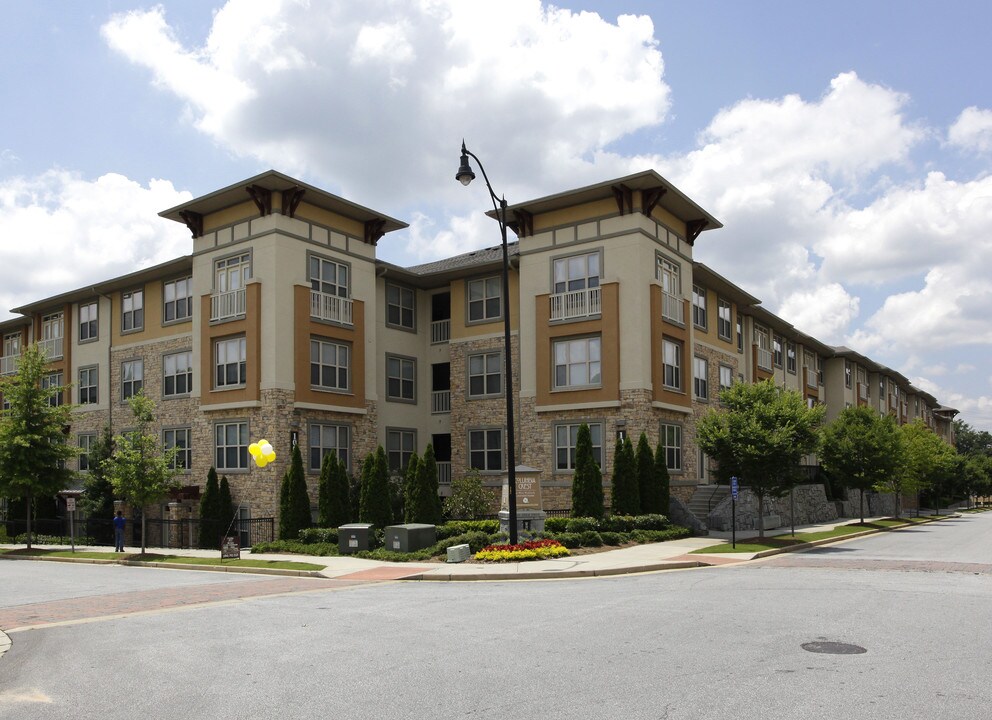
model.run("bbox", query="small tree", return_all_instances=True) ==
[571,423,604,519]
[334,457,352,525]
[894,419,957,517]
[280,443,311,539]
[821,406,903,523]
[199,467,221,548]
[654,440,671,515]
[218,475,234,535]
[278,469,292,539]
[443,469,489,520]
[317,451,335,527]
[103,391,181,553]
[697,380,824,537]
[636,432,660,514]
[403,452,423,523]
[420,443,442,524]
[611,436,639,516]
[359,446,392,529]
[0,343,77,549]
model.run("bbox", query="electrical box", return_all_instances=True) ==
[338,523,374,554]
[384,523,437,553]
[446,543,471,563]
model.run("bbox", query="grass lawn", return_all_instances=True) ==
[0,547,322,571]
[690,517,928,554]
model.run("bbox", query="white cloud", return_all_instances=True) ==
[776,283,860,343]
[0,171,191,318]
[948,106,992,153]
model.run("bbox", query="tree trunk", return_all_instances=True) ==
[757,493,765,539]
[859,490,865,525]
[25,491,32,550]
[141,511,147,554]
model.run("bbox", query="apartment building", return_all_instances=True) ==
[0,169,957,527]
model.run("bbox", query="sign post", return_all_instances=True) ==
[730,477,739,550]
[66,496,76,553]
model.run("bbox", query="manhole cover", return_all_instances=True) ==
[801,641,867,655]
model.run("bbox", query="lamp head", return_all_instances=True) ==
[456,142,475,186]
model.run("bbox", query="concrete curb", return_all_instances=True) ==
[405,559,705,581]
[0,553,323,578]
[748,515,950,559]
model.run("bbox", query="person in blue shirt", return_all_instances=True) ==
[113,511,126,552]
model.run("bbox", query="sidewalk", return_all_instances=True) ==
[1,515,931,581]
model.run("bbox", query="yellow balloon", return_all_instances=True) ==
[248,443,261,457]
[264,451,276,462]
[256,457,268,468]
[257,438,269,448]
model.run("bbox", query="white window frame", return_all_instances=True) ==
[468,350,502,398]
[215,337,247,389]
[467,276,502,323]
[215,421,248,471]
[121,359,143,400]
[553,336,602,389]
[163,351,192,397]
[692,285,707,329]
[122,289,143,332]
[663,338,682,390]
[554,422,603,472]
[693,356,708,400]
[309,254,349,298]
[78,433,97,472]
[717,298,732,341]
[163,277,193,323]
[786,341,797,374]
[42,371,63,407]
[310,338,350,392]
[79,302,98,342]
[660,423,682,472]
[553,252,601,294]
[719,364,733,393]
[79,366,98,405]
[215,253,250,292]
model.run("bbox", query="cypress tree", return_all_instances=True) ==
[654,441,671,515]
[636,433,659,513]
[611,436,639,515]
[403,452,422,523]
[369,446,393,529]
[334,456,351,526]
[286,442,312,537]
[571,423,604,519]
[218,475,234,536]
[358,452,375,524]
[278,469,292,540]
[317,451,334,527]
[199,467,221,548]
[420,443,442,524]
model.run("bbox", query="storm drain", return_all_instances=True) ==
[801,641,867,655]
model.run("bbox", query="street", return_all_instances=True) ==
[1,514,990,719]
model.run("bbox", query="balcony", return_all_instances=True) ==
[211,288,246,321]
[431,390,451,414]
[436,461,452,486]
[805,367,818,388]
[310,290,353,325]
[0,355,18,375]
[431,319,450,344]
[550,287,601,321]
[858,382,868,400]
[662,292,683,323]
[38,337,64,361]
[756,347,773,372]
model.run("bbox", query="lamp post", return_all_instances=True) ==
[456,140,518,544]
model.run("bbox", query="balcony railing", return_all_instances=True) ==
[436,461,452,486]
[38,337,64,361]
[858,382,868,400]
[756,347,773,372]
[431,319,450,344]
[0,355,19,375]
[662,292,683,323]
[210,288,246,321]
[432,390,451,414]
[805,367,818,388]
[310,290,353,325]
[550,287,602,321]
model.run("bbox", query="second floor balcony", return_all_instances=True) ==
[550,287,601,322]
[756,346,773,372]
[38,337,63,361]
[431,319,450,344]
[431,389,451,414]
[0,354,19,375]
[211,288,246,322]
[310,290,353,325]
[662,291,683,324]
[436,461,452,486]
[805,367,818,389]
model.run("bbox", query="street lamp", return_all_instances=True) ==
[456,140,518,544]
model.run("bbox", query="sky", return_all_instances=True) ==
[2,0,992,430]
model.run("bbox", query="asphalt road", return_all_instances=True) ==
[1,513,990,719]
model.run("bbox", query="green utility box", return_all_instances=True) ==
[338,523,374,554]
[384,523,437,553]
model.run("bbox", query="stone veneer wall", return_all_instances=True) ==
[707,484,838,531]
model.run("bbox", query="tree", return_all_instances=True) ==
[318,452,350,528]
[80,425,116,543]
[199,467,221,548]
[636,432,661,514]
[821,406,903,523]
[611,436,639,516]
[359,446,392,529]
[420,443,442,524]
[218,475,234,535]
[952,419,992,457]
[402,452,422,523]
[654,440,671,515]
[0,343,77,549]
[962,453,992,504]
[279,443,311,539]
[897,419,957,516]
[696,380,824,537]
[103,391,181,553]
[571,423,604,519]
[443,469,490,520]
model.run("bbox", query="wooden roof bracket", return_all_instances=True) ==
[246,184,272,216]
[641,186,667,218]
[178,210,203,239]
[282,187,305,218]
[686,219,709,245]
[612,184,633,215]
[509,209,533,238]
[364,218,386,245]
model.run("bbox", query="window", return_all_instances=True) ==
[215,253,250,292]
[79,302,98,341]
[386,283,415,330]
[844,361,852,388]
[773,336,783,367]
[469,428,503,471]
[736,317,743,353]
[78,433,97,472]
[692,285,707,329]
[554,336,601,389]
[164,427,191,471]
[555,422,602,471]
[656,256,681,296]
[553,252,600,293]
[3,333,21,358]
[693,356,708,400]
[215,422,248,470]
[79,366,98,405]
[386,428,416,472]
[42,372,63,407]
[660,423,682,471]
[163,351,192,397]
[663,339,682,390]
[467,276,501,322]
[122,289,143,332]
[468,351,502,397]
[717,298,732,341]
[121,360,143,400]
[309,423,350,472]
[786,342,797,374]
[164,277,193,323]
[386,355,416,401]
[215,337,246,388]
[719,365,733,393]
[309,255,349,298]
[310,339,349,391]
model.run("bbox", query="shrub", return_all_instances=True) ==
[475,539,570,562]
[598,515,636,533]
[548,532,583,548]
[571,423,604,519]
[436,520,500,539]
[579,530,603,547]
[443,469,490,520]
[611,436,640,515]
[632,514,669,530]
[565,517,597,533]
[631,527,690,544]
[298,527,338,545]
[543,517,571,533]
[250,540,338,556]
[599,531,623,546]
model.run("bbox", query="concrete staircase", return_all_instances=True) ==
[687,485,731,527]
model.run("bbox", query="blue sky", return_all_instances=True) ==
[2,0,991,430]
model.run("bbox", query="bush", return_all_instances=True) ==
[354,530,498,562]
[598,515,636,533]
[547,532,583,548]
[250,540,339,556]
[632,514,670,530]
[565,517,598,533]
[579,530,603,547]
[298,527,338,545]
[436,520,500,539]
[543,517,571,533]
[599,531,623,546]
[631,527,690,543]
